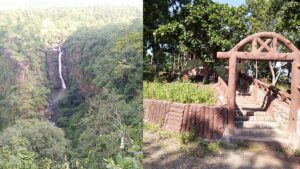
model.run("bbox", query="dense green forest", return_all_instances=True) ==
[144,0,300,87]
[0,5,142,169]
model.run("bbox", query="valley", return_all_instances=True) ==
[0,5,142,169]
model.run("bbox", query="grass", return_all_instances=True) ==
[176,128,224,157]
[143,81,216,105]
[295,149,300,157]
[144,123,175,140]
[144,123,160,133]
[192,139,223,157]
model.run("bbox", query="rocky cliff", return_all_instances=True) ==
[63,47,100,95]
[46,46,68,90]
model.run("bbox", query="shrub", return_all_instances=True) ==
[195,139,222,157]
[143,82,216,105]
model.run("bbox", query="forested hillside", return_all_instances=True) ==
[0,5,142,168]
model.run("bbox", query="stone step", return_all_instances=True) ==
[236,102,259,106]
[235,104,262,108]
[235,110,268,116]
[235,115,274,121]
[229,136,292,148]
[233,128,289,138]
[235,121,279,129]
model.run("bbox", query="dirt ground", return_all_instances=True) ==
[143,127,300,169]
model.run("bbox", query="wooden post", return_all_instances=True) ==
[227,55,237,131]
[252,80,258,101]
[289,57,300,135]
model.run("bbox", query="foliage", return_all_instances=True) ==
[144,0,247,75]
[143,81,216,104]
[104,141,143,169]
[0,137,38,169]
[56,18,143,168]
[295,149,300,157]
[194,139,222,157]
[0,5,142,168]
[0,119,67,167]
[178,127,197,144]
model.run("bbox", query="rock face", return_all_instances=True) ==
[64,47,100,95]
[46,47,67,90]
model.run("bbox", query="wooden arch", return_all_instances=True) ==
[217,32,300,135]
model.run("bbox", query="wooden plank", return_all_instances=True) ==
[148,104,153,122]
[217,51,295,61]
[195,109,200,137]
[171,103,186,108]
[181,105,190,132]
[186,106,191,131]
[169,111,184,117]
[198,106,205,137]
[169,106,185,113]
[167,120,183,127]
[213,107,220,139]
[168,116,183,122]
[204,106,210,139]
[218,107,226,136]
[191,105,196,128]
[207,107,215,140]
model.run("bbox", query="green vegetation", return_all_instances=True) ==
[294,149,300,157]
[178,127,197,144]
[144,0,300,88]
[194,139,222,157]
[0,5,142,169]
[143,82,215,104]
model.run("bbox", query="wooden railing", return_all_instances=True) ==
[144,99,227,140]
[217,76,228,97]
[253,79,291,105]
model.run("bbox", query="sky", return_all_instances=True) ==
[213,0,245,7]
[0,0,142,10]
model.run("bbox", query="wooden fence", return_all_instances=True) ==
[217,76,228,98]
[144,99,228,139]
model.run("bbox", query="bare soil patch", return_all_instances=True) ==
[143,124,300,169]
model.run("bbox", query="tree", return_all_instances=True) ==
[152,0,247,81]
[0,137,38,169]
[245,0,300,86]
[144,0,192,74]
[0,119,67,166]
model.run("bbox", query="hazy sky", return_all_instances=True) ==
[214,0,244,7]
[0,0,142,10]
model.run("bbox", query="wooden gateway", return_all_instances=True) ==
[217,32,300,136]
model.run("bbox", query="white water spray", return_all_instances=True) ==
[58,46,66,89]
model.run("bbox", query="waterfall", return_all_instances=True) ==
[58,46,66,89]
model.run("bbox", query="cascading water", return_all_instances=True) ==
[58,46,67,89]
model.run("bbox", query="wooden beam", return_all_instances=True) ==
[272,37,277,52]
[257,38,272,52]
[217,51,295,61]
[257,39,272,52]
[252,38,257,52]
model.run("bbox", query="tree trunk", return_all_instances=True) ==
[269,61,276,85]
[255,61,258,79]
[269,61,282,86]
[172,54,175,73]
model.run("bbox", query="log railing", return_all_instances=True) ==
[144,99,228,140]
[253,79,291,105]
[217,76,228,98]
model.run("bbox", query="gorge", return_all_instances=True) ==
[0,5,142,168]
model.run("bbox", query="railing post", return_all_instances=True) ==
[289,57,300,135]
[227,55,237,131]
[252,80,258,101]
